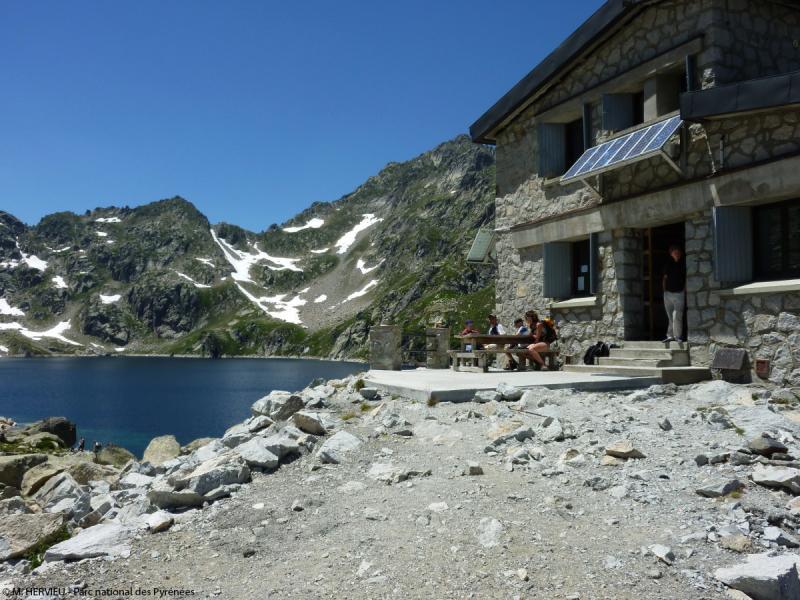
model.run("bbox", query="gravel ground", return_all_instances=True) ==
[7,378,800,599]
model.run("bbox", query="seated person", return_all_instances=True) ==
[460,319,479,336]
[526,312,558,370]
[504,318,530,371]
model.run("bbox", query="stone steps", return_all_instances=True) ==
[622,340,688,350]
[597,357,674,368]
[563,364,711,385]
[609,348,685,360]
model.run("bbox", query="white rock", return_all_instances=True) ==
[233,438,280,469]
[317,431,362,464]
[292,411,327,435]
[648,544,675,565]
[44,523,133,561]
[146,511,174,533]
[476,517,504,548]
[714,552,800,600]
[752,464,800,494]
[427,502,448,513]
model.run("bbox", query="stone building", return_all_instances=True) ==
[469,0,800,384]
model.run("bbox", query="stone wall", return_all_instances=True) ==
[710,0,800,85]
[684,210,800,386]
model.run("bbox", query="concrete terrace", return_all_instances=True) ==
[364,367,662,403]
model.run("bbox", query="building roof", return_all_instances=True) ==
[469,0,652,145]
[681,70,800,120]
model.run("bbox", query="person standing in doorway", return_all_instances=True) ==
[662,244,686,342]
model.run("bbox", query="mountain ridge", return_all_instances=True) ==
[0,135,496,360]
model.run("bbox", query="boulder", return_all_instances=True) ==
[24,432,64,450]
[116,472,155,490]
[497,382,524,401]
[476,517,504,548]
[763,527,800,548]
[473,390,501,403]
[221,423,255,449]
[21,462,65,496]
[147,480,203,509]
[292,411,327,435]
[752,464,800,494]
[714,552,800,600]
[0,497,31,516]
[146,510,174,533]
[95,445,136,468]
[251,391,304,421]
[0,512,65,560]
[44,523,133,562]
[317,431,362,464]
[748,435,788,457]
[66,461,119,485]
[24,417,76,447]
[358,387,379,400]
[605,441,646,460]
[78,496,113,528]
[233,438,280,469]
[142,435,181,466]
[182,437,215,455]
[260,435,301,460]
[696,478,745,498]
[34,472,91,522]
[182,454,250,498]
[0,454,47,488]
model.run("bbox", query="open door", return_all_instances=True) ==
[642,222,686,340]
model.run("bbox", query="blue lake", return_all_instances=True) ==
[0,357,365,458]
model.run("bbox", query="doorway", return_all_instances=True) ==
[641,222,686,341]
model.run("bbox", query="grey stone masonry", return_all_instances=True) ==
[369,326,402,371]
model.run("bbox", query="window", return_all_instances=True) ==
[543,235,598,299]
[754,199,800,280]
[537,117,585,178]
[572,239,591,297]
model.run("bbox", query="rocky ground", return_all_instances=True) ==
[3,376,800,599]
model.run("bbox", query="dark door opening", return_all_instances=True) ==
[642,222,686,341]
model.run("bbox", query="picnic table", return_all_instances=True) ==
[449,334,559,372]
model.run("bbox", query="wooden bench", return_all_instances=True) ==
[448,348,560,373]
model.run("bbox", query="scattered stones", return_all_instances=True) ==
[714,552,800,600]
[696,478,744,498]
[605,441,646,460]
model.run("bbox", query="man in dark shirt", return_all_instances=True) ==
[662,244,686,342]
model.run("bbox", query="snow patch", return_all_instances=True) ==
[283,218,324,233]
[95,231,108,237]
[235,284,307,325]
[343,280,379,302]
[334,214,382,254]
[210,229,302,283]
[174,271,211,289]
[52,276,68,289]
[310,248,329,254]
[95,217,122,223]
[313,294,327,304]
[0,298,24,316]
[0,320,81,346]
[48,246,72,254]
[99,294,121,304]
[356,258,384,275]
[115,347,126,352]
[195,257,214,267]
[0,345,7,354]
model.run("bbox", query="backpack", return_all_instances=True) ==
[541,318,558,344]
[583,341,610,365]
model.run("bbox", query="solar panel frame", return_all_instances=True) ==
[466,229,496,263]
[560,114,683,185]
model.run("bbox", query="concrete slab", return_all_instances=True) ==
[365,367,662,402]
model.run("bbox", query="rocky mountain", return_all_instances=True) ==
[0,135,496,360]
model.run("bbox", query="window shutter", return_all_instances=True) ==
[713,205,753,283]
[602,94,635,131]
[538,123,566,178]
[589,233,600,295]
[543,242,572,299]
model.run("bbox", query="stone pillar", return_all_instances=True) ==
[425,327,451,369]
[369,326,402,371]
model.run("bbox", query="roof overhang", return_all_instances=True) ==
[469,0,653,145]
[680,69,800,121]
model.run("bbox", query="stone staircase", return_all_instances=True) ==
[563,341,711,384]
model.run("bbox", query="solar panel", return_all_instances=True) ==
[561,115,683,185]
[466,229,496,264]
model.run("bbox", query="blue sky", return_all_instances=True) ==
[0,0,605,230]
